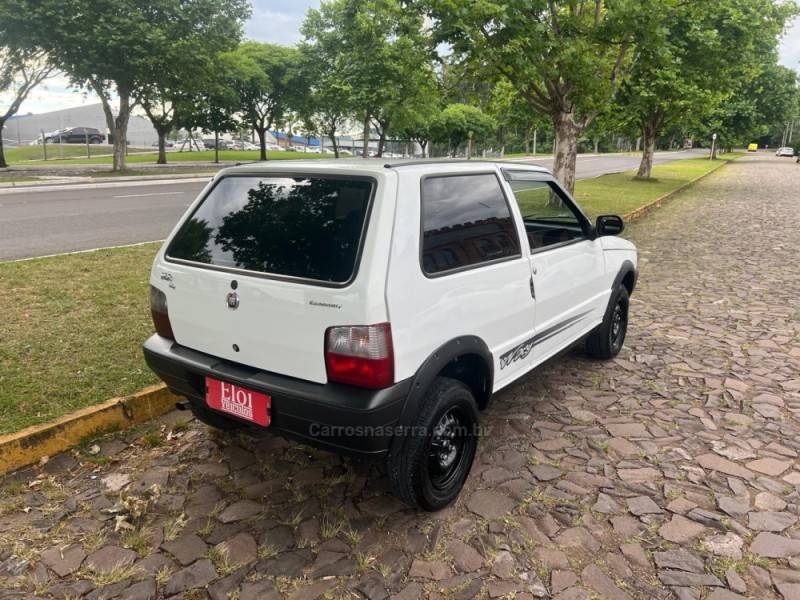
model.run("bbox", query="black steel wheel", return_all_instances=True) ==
[388,377,479,511]
[586,285,629,359]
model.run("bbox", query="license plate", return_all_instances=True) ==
[205,377,271,426]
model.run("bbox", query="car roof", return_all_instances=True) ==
[221,159,552,177]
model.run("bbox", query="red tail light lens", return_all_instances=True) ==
[149,285,174,340]
[325,323,394,389]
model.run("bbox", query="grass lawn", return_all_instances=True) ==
[574,153,742,218]
[0,153,740,434]
[0,245,159,435]
[7,148,329,166]
[0,174,39,184]
[4,144,152,163]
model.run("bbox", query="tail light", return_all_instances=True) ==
[325,323,394,389]
[150,285,174,340]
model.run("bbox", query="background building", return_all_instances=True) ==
[4,103,158,147]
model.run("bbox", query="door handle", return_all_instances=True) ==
[529,276,536,299]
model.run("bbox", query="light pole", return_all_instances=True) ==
[710,132,717,160]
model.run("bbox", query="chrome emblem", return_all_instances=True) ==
[226,292,239,310]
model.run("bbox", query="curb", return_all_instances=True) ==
[0,384,178,475]
[622,158,734,223]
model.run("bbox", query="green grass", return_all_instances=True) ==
[0,174,38,184]
[573,153,742,218]
[4,144,152,163]
[0,153,740,434]
[6,147,329,166]
[0,244,160,434]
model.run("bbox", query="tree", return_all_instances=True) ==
[298,43,354,159]
[429,0,646,192]
[0,48,52,168]
[135,0,249,165]
[179,77,239,164]
[706,62,799,150]
[395,98,440,158]
[0,0,250,171]
[431,103,496,157]
[224,42,305,161]
[302,0,436,158]
[489,78,549,156]
[618,0,795,178]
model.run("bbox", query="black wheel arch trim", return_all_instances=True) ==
[394,336,494,434]
[612,259,638,295]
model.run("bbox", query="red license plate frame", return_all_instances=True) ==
[205,376,271,427]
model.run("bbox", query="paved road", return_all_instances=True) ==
[0,150,706,261]
[2,153,799,599]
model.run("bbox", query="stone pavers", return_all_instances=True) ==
[1,153,799,598]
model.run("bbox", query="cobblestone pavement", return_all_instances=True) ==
[2,153,799,600]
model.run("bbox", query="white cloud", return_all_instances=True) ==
[779,17,800,70]
[1,72,100,115]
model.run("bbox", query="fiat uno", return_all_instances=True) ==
[144,160,638,510]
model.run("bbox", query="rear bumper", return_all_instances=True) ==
[143,334,412,457]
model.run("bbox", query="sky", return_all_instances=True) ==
[4,1,800,116]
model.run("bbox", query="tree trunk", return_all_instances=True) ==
[552,112,583,195]
[157,129,167,165]
[420,140,427,158]
[377,129,386,158]
[0,120,7,168]
[256,126,267,161]
[214,130,219,164]
[94,84,131,172]
[327,127,339,158]
[361,113,370,158]
[636,122,657,179]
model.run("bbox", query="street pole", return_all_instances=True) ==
[710,133,717,160]
[85,131,90,159]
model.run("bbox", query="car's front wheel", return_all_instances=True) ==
[586,285,629,359]
[388,377,479,511]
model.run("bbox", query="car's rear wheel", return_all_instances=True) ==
[586,285,629,359]
[388,377,478,511]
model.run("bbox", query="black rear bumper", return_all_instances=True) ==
[143,334,412,457]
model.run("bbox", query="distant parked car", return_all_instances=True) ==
[203,138,233,150]
[266,143,284,152]
[775,147,794,157]
[45,127,105,144]
[228,141,256,151]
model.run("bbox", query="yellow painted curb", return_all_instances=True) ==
[0,384,180,475]
[623,158,736,223]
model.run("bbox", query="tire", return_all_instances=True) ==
[586,285,629,359]
[90,137,102,144]
[388,377,479,511]
[190,402,244,431]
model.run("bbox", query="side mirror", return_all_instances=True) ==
[595,214,625,236]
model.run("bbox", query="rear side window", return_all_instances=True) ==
[421,173,520,275]
[167,175,373,284]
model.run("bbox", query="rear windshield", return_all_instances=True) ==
[167,175,373,284]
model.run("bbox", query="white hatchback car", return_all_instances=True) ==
[144,160,638,510]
